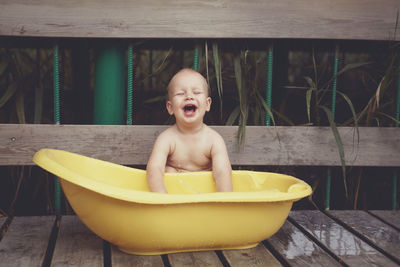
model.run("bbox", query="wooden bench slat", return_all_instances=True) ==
[328,210,400,262]
[52,216,103,266]
[0,0,398,40]
[1,124,399,167]
[369,210,400,230]
[267,220,341,266]
[0,216,54,266]
[222,243,281,267]
[111,245,164,267]
[168,251,223,267]
[290,210,397,267]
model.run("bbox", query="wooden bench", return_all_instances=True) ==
[0,0,399,266]
[0,124,399,266]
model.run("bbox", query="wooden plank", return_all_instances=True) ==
[168,251,222,267]
[290,210,397,267]
[52,216,103,266]
[0,0,398,40]
[111,245,164,267]
[0,216,55,266]
[369,210,400,230]
[328,210,400,262]
[267,220,341,266]
[222,243,281,267]
[1,124,400,166]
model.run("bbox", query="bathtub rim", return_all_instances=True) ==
[33,148,312,205]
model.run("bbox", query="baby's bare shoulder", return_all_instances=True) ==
[204,125,224,139]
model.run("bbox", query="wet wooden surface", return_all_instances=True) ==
[290,210,399,267]
[267,220,341,266]
[1,124,400,166]
[0,210,398,266]
[369,210,400,230]
[328,210,400,263]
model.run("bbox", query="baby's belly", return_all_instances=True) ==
[165,164,211,173]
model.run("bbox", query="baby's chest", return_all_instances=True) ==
[169,141,212,164]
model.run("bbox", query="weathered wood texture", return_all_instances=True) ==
[267,220,341,266]
[168,251,222,267]
[222,243,281,267]
[1,124,399,166]
[51,216,103,266]
[0,216,55,266]
[328,210,400,262]
[111,245,164,267]
[0,0,398,40]
[290,210,397,267]
[369,210,400,230]
[0,217,5,228]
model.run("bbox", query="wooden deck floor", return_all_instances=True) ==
[0,210,399,266]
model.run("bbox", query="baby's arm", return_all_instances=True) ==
[146,132,171,193]
[211,132,233,192]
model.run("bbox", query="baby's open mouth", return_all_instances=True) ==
[183,104,197,115]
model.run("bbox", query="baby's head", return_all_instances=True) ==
[166,68,210,100]
[166,69,212,123]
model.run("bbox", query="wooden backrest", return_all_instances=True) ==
[0,0,398,40]
[1,124,399,167]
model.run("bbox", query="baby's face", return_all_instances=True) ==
[166,70,211,125]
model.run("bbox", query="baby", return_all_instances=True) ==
[146,68,233,193]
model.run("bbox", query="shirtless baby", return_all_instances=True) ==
[146,68,233,193]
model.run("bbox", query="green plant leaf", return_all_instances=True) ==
[144,95,166,104]
[0,82,18,108]
[212,42,223,115]
[226,106,240,126]
[255,90,276,126]
[337,90,360,146]
[0,61,9,77]
[16,91,25,124]
[377,111,400,125]
[318,105,349,201]
[34,86,44,124]
[336,62,372,77]
[306,88,313,123]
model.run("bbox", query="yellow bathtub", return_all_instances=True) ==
[33,149,312,255]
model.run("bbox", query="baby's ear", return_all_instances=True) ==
[206,97,212,112]
[166,101,174,115]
